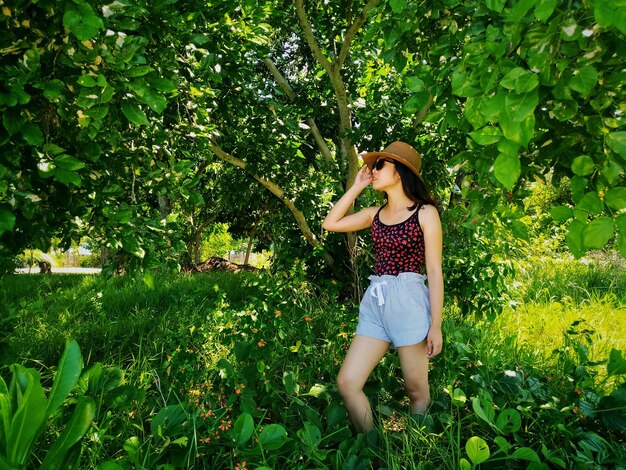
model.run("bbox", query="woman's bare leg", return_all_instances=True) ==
[397,340,431,414]
[337,335,390,433]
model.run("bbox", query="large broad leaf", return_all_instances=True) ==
[405,75,425,92]
[550,206,573,222]
[40,396,95,470]
[54,155,85,171]
[505,90,538,122]
[576,192,603,215]
[605,188,626,211]
[566,219,585,258]
[0,206,16,234]
[607,349,626,376]
[568,66,598,98]
[494,152,521,189]
[21,123,44,146]
[511,447,540,462]
[607,132,626,159]
[390,0,407,12]
[496,409,521,434]
[582,217,614,250]
[121,101,149,126]
[535,0,557,21]
[233,412,254,446]
[469,126,502,145]
[594,0,626,35]
[500,68,538,93]
[54,169,82,187]
[46,340,82,418]
[63,1,103,40]
[501,114,535,147]
[571,155,595,176]
[7,366,47,466]
[466,436,490,465]
[258,424,288,450]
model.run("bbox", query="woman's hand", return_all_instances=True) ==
[426,327,442,358]
[354,164,372,190]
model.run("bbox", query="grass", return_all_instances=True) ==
[1,256,625,469]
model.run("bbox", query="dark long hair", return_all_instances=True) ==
[384,161,438,211]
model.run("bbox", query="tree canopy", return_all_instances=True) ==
[1,0,625,294]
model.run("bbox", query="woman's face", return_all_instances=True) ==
[372,159,399,190]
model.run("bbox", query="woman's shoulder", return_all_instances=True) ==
[417,204,441,222]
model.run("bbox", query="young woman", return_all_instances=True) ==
[322,141,443,433]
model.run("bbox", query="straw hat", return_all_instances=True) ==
[361,141,422,177]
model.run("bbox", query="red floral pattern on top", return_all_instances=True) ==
[371,205,425,276]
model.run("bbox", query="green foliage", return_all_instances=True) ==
[0,339,94,469]
[2,261,625,468]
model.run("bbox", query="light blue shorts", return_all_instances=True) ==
[356,272,431,348]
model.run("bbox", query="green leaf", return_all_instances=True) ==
[54,155,85,171]
[0,206,15,235]
[390,0,407,13]
[551,100,578,122]
[282,371,299,395]
[405,76,425,92]
[501,114,535,147]
[121,101,149,126]
[568,66,598,98]
[151,78,177,92]
[566,219,585,257]
[46,340,82,418]
[576,192,603,215]
[607,349,626,376]
[594,0,626,35]
[486,0,506,12]
[496,409,521,434]
[571,155,595,176]
[55,169,82,187]
[459,458,472,470]
[451,388,467,407]
[511,220,530,241]
[44,80,66,99]
[233,412,254,446]
[501,68,538,93]
[452,69,480,97]
[534,0,557,21]
[466,436,490,465]
[7,366,47,465]
[40,396,95,470]
[505,91,538,122]
[607,132,626,159]
[605,187,626,211]
[512,447,540,462]
[582,217,614,250]
[258,424,288,450]
[150,405,187,438]
[143,271,155,289]
[550,206,573,222]
[77,75,97,87]
[472,397,495,425]
[403,93,429,115]
[21,123,44,145]
[63,1,104,40]
[494,152,521,189]
[469,126,502,145]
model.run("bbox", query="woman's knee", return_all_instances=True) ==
[404,377,429,398]
[336,372,361,397]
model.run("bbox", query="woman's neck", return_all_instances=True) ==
[385,187,415,212]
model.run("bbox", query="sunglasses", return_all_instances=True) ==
[374,158,395,170]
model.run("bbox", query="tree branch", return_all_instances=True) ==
[294,0,333,74]
[209,139,335,266]
[262,57,334,164]
[338,0,381,67]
